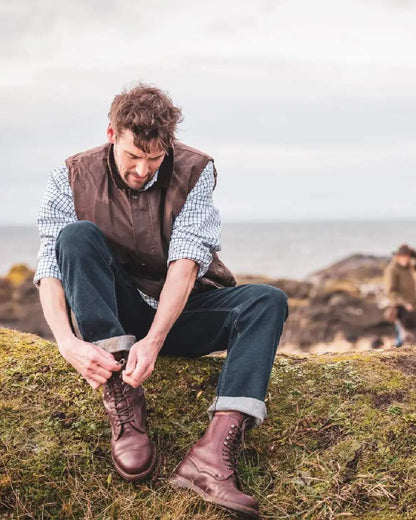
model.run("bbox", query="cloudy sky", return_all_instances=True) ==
[1,0,416,224]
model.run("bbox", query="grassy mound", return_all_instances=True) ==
[1,328,416,519]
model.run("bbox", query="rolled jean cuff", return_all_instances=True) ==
[207,396,267,428]
[94,334,136,353]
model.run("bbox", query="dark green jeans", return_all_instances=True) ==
[56,221,289,426]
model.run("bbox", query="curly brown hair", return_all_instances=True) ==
[108,83,183,153]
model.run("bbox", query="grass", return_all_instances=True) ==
[1,328,416,519]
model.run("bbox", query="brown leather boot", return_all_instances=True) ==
[103,353,159,481]
[170,411,260,519]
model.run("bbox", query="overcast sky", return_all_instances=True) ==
[1,0,416,224]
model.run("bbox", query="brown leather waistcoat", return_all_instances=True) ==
[66,141,236,299]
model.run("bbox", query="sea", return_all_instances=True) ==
[1,220,415,280]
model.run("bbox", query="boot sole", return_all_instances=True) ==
[169,473,260,519]
[112,446,161,482]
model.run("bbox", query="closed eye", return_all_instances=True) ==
[126,152,164,161]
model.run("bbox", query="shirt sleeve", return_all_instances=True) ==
[167,160,221,278]
[33,166,78,286]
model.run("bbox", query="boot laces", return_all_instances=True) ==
[107,361,135,427]
[221,420,246,472]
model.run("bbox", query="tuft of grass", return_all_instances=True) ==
[1,328,416,519]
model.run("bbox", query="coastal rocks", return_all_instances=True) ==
[0,265,51,339]
[269,278,313,300]
[283,288,392,350]
[239,254,395,352]
[0,277,12,303]
[236,275,313,300]
[6,264,34,286]
[308,253,389,284]
[279,254,394,352]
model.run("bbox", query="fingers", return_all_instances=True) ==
[123,371,144,388]
[91,344,122,372]
[86,377,102,390]
[125,348,137,376]
[82,348,117,387]
[123,349,143,387]
[84,368,108,387]
[123,349,150,387]
[123,362,153,388]
[90,365,113,381]
[61,339,122,389]
[122,361,143,387]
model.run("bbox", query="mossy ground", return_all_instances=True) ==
[1,328,416,519]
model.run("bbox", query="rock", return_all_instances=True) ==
[5,263,34,287]
[282,291,392,349]
[235,276,313,299]
[269,278,313,299]
[235,274,276,285]
[0,278,12,304]
[312,278,360,299]
[0,266,52,339]
[308,254,389,284]
[277,254,394,351]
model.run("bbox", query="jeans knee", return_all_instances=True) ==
[251,283,287,303]
[56,221,103,257]
[250,284,289,318]
[272,286,289,321]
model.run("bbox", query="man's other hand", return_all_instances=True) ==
[122,337,161,388]
[58,337,122,390]
[405,304,414,312]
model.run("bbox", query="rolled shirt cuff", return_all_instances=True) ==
[207,396,267,428]
[94,335,136,353]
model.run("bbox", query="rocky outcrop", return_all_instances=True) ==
[239,254,395,352]
[308,253,389,284]
[0,264,51,339]
[281,284,392,350]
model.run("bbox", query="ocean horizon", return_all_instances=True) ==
[1,220,415,280]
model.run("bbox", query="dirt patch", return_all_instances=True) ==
[381,355,416,377]
[296,418,347,450]
[372,389,407,409]
[316,424,346,449]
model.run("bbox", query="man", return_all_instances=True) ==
[35,83,288,519]
[384,244,416,348]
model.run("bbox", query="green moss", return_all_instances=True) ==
[2,328,416,519]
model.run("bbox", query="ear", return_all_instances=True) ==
[107,122,116,144]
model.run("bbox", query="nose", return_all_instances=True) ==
[135,161,148,177]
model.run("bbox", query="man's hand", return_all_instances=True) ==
[58,337,122,390]
[122,337,162,388]
[405,304,414,312]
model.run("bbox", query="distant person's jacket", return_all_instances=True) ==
[384,260,416,307]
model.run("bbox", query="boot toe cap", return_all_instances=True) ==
[113,440,157,479]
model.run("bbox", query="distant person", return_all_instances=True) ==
[384,244,416,347]
[34,83,289,519]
